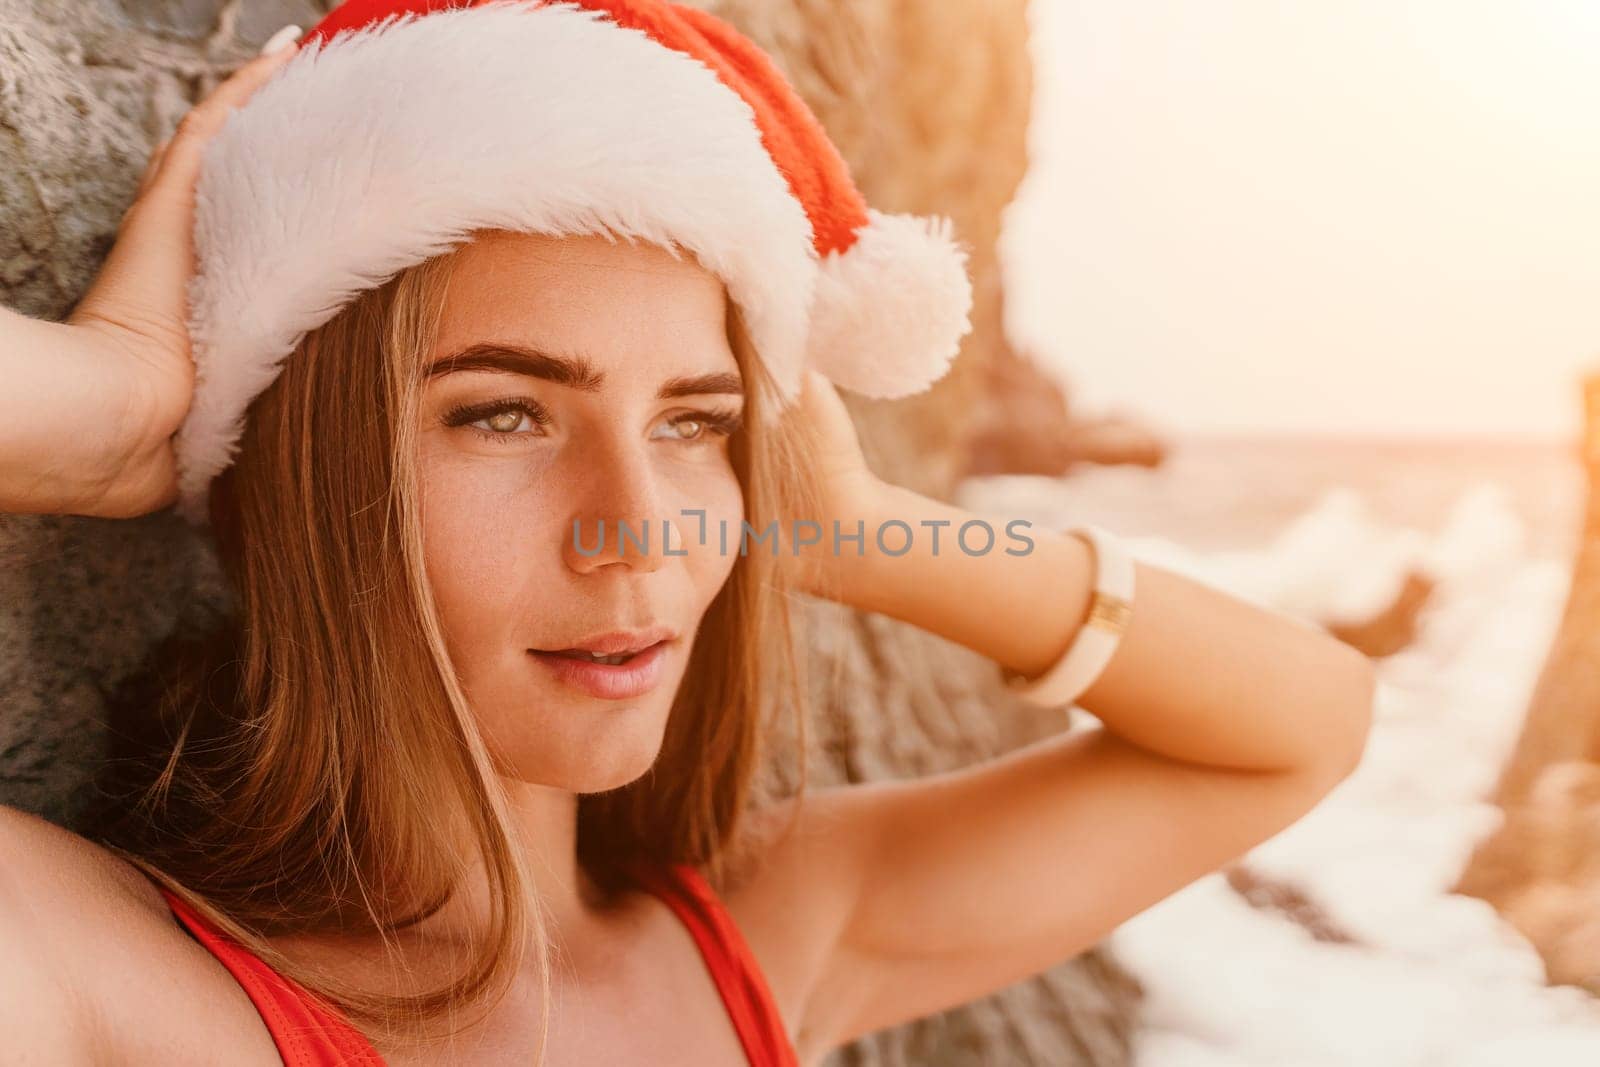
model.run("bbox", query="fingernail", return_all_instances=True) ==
[260,24,303,57]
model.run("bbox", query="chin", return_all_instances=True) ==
[509,743,665,795]
[484,703,672,794]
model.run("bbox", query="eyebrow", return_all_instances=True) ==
[425,342,744,400]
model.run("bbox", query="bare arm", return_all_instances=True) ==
[0,866,98,1065]
[0,39,299,518]
[0,806,138,1065]
[838,482,1371,774]
[0,307,163,516]
[762,447,1375,1055]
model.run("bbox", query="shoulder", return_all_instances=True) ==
[0,804,173,921]
[0,805,109,1061]
[0,805,282,1065]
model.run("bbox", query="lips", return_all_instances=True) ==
[546,645,653,666]
[528,638,673,700]
[532,625,678,658]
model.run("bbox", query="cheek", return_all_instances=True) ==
[671,462,744,599]
[416,445,743,662]
[416,451,560,665]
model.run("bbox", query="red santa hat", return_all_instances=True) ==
[172,0,975,525]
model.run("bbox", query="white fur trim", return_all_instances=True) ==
[805,208,974,400]
[174,0,818,523]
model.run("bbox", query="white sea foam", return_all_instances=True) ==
[1099,484,1600,1065]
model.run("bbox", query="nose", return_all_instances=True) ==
[562,440,677,576]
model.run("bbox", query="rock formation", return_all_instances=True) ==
[1454,375,1600,995]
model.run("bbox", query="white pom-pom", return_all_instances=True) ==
[805,208,975,400]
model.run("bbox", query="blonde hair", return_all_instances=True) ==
[88,235,826,1059]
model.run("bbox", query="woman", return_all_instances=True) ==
[0,3,1375,1065]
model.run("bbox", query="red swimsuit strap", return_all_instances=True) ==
[622,859,800,1067]
[154,884,386,1066]
[151,863,797,1066]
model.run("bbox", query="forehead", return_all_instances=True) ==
[432,230,731,360]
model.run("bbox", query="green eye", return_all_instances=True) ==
[443,397,550,444]
[658,408,744,442]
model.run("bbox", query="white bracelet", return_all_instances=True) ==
[1002,523,1136,710]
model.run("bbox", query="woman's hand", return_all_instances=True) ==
[782,368,889,599]
[0,31,300,518]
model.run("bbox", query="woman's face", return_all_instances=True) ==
[416,231,745,792]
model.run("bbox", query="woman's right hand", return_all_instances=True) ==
[6,29,301,519]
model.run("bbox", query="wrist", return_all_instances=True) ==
[1000,525,1132,708]
[1,317,161,516]
[790,472,897,602]
[800,487,1107,686]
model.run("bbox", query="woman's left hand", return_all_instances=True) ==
[783,368,888,599]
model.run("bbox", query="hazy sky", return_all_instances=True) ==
[1001,1,1600,439]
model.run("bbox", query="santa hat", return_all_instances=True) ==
[172,0,974,525]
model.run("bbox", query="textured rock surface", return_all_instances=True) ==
[0,1,1137,1062]
[0,0,324,826]
[1455,377,1600,994]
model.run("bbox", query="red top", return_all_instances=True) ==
[150,862,799,1066]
